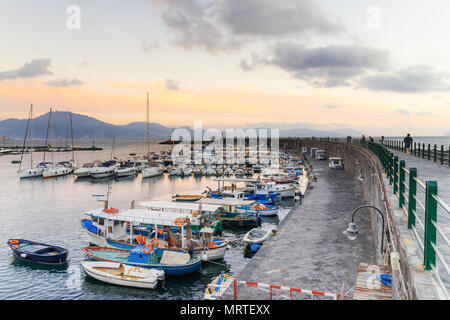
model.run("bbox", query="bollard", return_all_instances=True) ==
[424,181,437,270]
[433,144,437,162]
[427,144,431,160]
[408,168,417,229]
[441,145,444,165]
[422,143,425,158]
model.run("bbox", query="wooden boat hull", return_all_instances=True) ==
[7,239,68,265]
[81,261,164,289]
[204,274,234,300]
[82,247,202,276]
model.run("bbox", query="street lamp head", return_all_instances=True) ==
[343,222,359,240]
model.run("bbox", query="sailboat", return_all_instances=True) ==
[91,138,117,178]
[43,111,75,178]
[18,105,49,178]
[142,92,163,179]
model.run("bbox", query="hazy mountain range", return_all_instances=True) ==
[0,111,361,139]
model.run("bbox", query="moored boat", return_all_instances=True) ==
[204,272,234,300]
[243,227,273,244]
[82,246,202,276]
[7,239,68,265]
[80,261,165,289]
[172,194,204,202]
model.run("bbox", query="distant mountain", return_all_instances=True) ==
[0,111,180,139]
[0,111,361,140]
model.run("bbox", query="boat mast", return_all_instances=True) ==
[49,108,54,164]
[30,104,33,169]
[70,112,74,163]
[146,92,150,160]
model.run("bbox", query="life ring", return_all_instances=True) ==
[149,239,159,247]
[142,244,153,254]
[104,208,119,214]
[174,217,185,226]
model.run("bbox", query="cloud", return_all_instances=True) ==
[142,40,160,52]
[360,65,450,93]
[0,58,52,80]
[156,0,342,53]
[241,42,389,87]
[45,78,84,87]
[165,78,180,90]
[219,0,342,37]
[394,108,410,117]
[415,111,436,117]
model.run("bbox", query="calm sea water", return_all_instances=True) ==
[384,136,450,149]
[0,140,293,300]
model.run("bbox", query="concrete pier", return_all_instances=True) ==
[224,158,377,300]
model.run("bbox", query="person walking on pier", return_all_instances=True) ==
[404,133,413,154]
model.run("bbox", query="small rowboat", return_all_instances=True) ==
[81,261,165,289]
[204,272,234,300]
[172,194,203,202]
[7,239,68,265]
[243,228,273,244]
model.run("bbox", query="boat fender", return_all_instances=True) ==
[201,254,208,261]
[250,244,261,252]
[142,244,153,254]
[20,253,27,258]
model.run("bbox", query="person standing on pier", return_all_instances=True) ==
[381,136,385,145]
[404,133,413,154]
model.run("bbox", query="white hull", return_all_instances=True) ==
[91,169,115,179]
[198,243,228,261]
[74,168,92,177]
[43,167,73,179]
[19,168,44,178]
[243,228,272,244]
[142,168,163,178]
[81,261,163,289]
[115,168,138,177]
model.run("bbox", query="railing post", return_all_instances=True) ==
[418,143,420,158]
[393,156,399,194]
[389,152,394,185]
[399,160,405,208]
[433,144,437,162]
[427,144,431,160]
[440,145,444,165]
[413,142,416,156]
[424,181,437,270]
[422,143,425,158]
[408,168,417,229]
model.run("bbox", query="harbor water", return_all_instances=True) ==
[0,140,292,300]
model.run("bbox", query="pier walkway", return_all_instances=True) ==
[224,159,377,300]
[388,149,450,205]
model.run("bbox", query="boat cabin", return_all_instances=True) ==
[329,157,344,170]
[315,150,327,160]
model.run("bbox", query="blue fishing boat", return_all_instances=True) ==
[82,246,202,276]
[7,239,68,265]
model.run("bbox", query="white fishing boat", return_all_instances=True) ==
[74,162,97,177]
[80,261,165,289]
[115,161,139,177]
[193,167,203,176]
[169,167,181,176]
[204,272,234,300]
[182,167,193,176]
[91,160,117,179]
[141,166,163,178]
[243,227,273,244]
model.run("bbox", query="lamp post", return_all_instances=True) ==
[343,205,386,254]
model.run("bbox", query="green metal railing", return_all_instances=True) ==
[383,139,450,167]
[357,140,450,299]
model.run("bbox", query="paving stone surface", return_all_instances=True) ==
[224,159,377,300]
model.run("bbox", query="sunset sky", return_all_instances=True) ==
[1,0,450,136]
